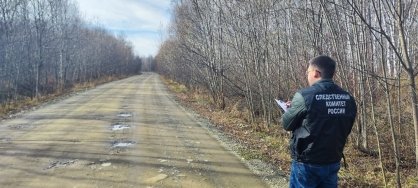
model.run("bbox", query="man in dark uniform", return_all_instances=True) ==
[282,55,357,188]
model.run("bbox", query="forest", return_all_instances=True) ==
[0,0,142,107]
[156,0,418,187]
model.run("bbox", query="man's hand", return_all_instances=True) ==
[286,101,291,108]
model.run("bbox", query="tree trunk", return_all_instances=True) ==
[382,49,401,188]
[367,66,387,187]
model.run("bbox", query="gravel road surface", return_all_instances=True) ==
[0,73,287,188]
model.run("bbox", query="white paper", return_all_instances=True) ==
[275,99,288,112]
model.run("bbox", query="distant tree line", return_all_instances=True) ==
[156,0,418,186]
[0,0,142,103]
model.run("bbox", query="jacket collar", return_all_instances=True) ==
[312,79,334,86]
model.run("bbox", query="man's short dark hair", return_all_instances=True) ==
[309,55,336,79]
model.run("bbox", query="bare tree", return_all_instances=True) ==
[156,0,418,185]
[0,0,141,106]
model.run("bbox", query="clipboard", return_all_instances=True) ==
[275,99,288,112]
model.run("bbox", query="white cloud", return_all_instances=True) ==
[129,34,162,57]
[74,0,171,56]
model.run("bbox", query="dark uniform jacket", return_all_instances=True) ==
[282,79,357,164]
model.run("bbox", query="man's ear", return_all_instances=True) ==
[314,70,321,78]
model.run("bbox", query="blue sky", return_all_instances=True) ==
[75,0,172,57]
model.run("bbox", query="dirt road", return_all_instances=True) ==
[0,73,277,187]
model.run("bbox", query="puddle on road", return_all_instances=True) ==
[158,159,168,163]
[113,142,133,147]
[111,141,135,148]
[117,112,132,118]
[111,124,130,131]
[86,159,114,169]
[101,162,112,167]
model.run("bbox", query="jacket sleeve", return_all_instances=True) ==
[282,92,307,131]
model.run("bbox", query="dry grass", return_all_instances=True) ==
[0,76,124,119]
[163,78,188,94]
[163,77,418,188]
